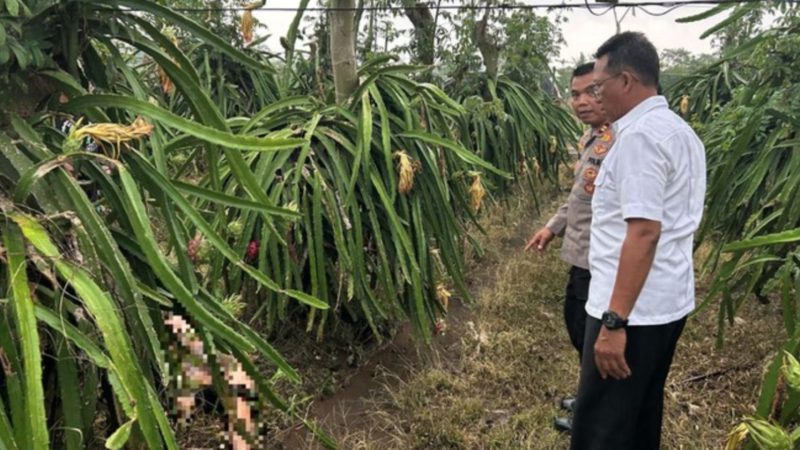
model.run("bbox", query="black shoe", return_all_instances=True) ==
[560,397,576,413]
[554,416,572,433]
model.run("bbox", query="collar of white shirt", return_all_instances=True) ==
[613,95,668,134]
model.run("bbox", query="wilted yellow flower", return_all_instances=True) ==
[680,95,690,116]
[469,173,485,211]
[242,2,260,43]
[158,28,179,95]
[71,116,153,159]
[158,65,174,95]
[724,422,748,450]
[436,283,451,311]
[395,150,419,195]
[242,11,253,43]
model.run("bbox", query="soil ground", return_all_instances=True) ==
[182,187,785,450]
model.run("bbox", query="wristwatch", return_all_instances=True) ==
[601,310,628,330]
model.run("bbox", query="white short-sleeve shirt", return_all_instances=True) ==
[586,96,706,326]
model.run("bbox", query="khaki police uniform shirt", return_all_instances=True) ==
[545,125,615,270]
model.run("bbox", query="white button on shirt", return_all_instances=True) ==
[586,96,706,326]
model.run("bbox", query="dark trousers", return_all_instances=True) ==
[565,266,591,359]
[570,316,687,450]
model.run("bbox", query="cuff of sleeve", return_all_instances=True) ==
[545,217,566,237]
[621,203,663,222]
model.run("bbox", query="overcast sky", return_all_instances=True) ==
[254,0,731,66]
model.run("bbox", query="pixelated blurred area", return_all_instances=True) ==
[164,313,265,450]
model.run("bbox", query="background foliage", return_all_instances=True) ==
[667,2,800,447]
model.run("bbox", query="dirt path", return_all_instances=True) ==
[274,295,472,448]
[275,189,785,450]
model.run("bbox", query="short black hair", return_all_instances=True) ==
[595,32,659,87]
[571,62,594,80]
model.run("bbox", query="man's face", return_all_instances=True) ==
[592,55,624,122]
[570,73,606,127]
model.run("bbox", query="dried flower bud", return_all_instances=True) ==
[469,173,486,212]
[724,423,748,450]
[436,283,452,311]
[680,95,690,116]
[395,150,419,195]
[159,65,174,95]
[241,8,255,43]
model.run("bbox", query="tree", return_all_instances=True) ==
[474,2,500,83]
[330,0,360,103]
[403,0,436,65]
[432,0,563,97]
[659,48,715,90]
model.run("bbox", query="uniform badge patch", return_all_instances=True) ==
[583,167,598,183]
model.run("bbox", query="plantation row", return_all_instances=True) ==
[0,1,577,448]
[1,0,799,448]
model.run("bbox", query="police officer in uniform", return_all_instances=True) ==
[525,62,614,432]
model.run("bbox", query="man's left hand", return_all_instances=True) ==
[594,327,631,380]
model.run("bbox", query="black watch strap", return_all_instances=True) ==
[601,310,628,330]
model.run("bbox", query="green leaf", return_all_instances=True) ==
[346,91,372,202]
[284,0,310,63]
[2,222,49,450]
[675,2,733,23]
[699,4,757,40]
[64,95,304,151]
[0,45,10,65]
[101,0,274,73]
[127,153,327,311]
[105,418,135,450]
[174,180,301,219]
[399,130,511,178]
[40,69,90,97]
[5,0,19,17]
[113,166,258,351]
[35,306,112,368]
[0,393,17,450]
[11,214,170,450]
[723,228,800,252]
[13,152,117,203]
[55,336,85,450]
[8,40,29,69]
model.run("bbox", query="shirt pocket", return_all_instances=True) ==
[592,168,613,211]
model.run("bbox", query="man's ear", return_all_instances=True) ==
[621,71,635,93]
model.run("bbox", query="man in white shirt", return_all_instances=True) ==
[570,32,706,450]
